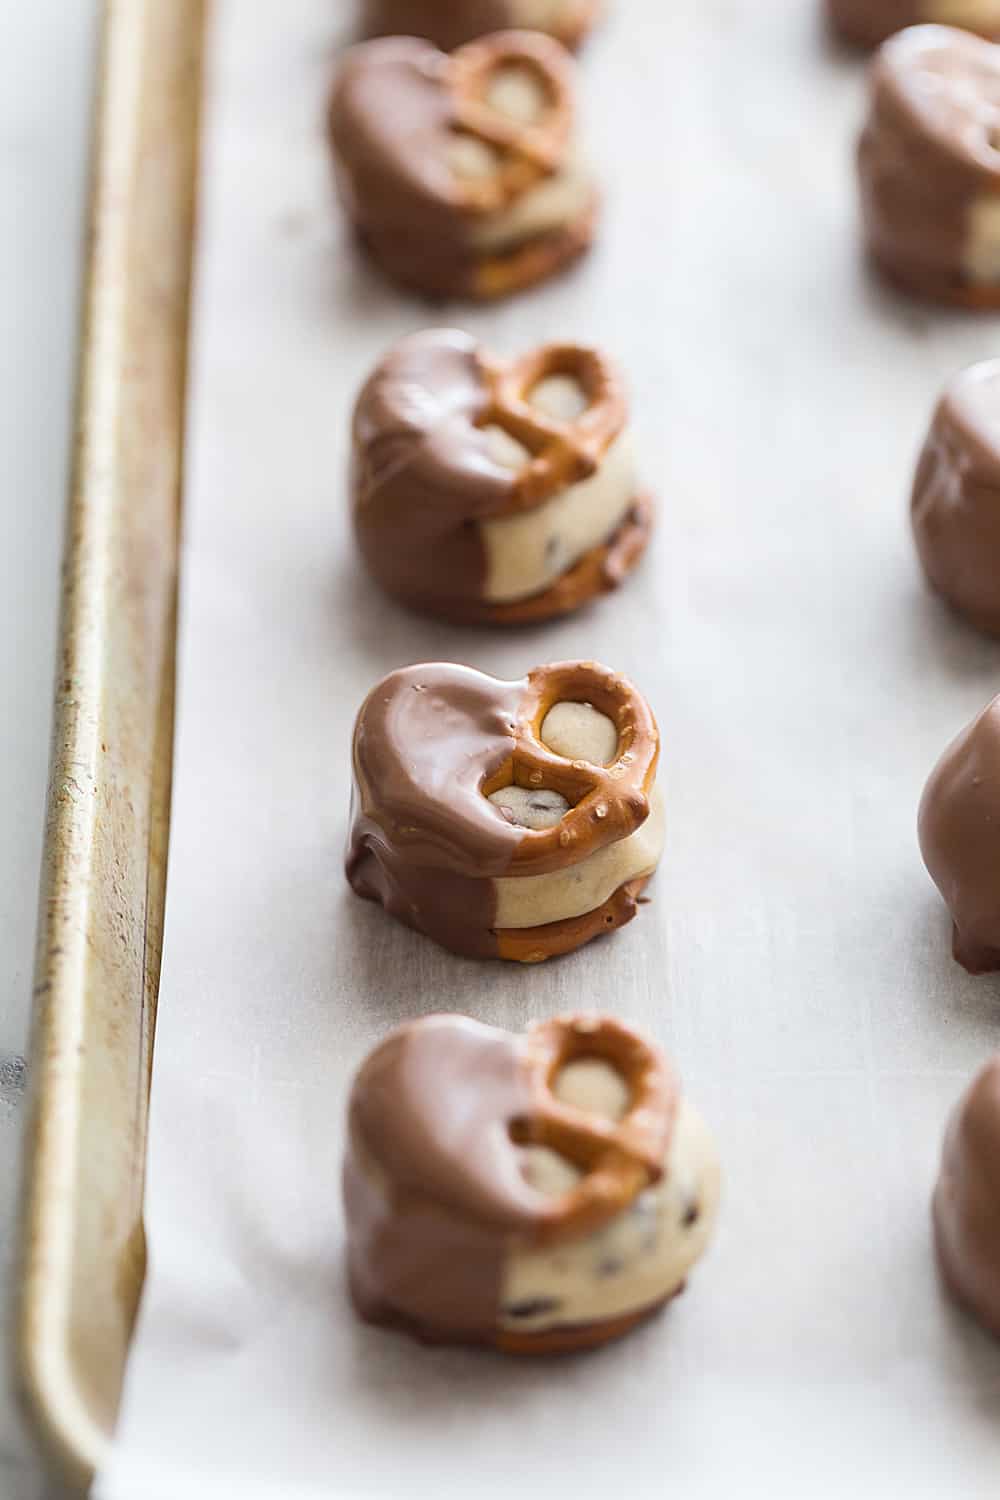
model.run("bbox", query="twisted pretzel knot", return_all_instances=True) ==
[482,661,659,876]
[476,342,626,509]
[515,1015,677,1245]
[447,31,575,216]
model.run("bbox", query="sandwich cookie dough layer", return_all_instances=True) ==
[503,1094,720,1333]
[480,373,636,603]
[492,786,664,928]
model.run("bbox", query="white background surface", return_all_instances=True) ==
[0,6,98,1498]
[100,1,1000,1497]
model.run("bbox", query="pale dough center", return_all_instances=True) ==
[502,1098,721,1333]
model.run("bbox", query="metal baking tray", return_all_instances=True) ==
[15,0,204,1488]
[17,1,1000,1495]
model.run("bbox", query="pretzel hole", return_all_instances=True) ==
[554,1058,631,1122]
[519,1143,584,1198]
[527,373,588,422]
[448,132,503,182]
[480,423,532,471]
[483,63,553,126]
[488,785,570,830]
[540,702,619,766]
[509,1117,585,1198]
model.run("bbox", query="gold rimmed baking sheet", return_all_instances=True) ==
[16,0,204,1489]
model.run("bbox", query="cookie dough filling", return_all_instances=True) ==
[480,375,637,603]
[491,787,665,927]
[488,701,663,929]
[343,1014,720,1353]
[502,1066,720,1333]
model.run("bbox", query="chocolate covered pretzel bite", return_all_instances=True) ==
[351,329,650,623]
[934,1055,1000,1338]
[362,0,603,51]
[344,1013,720,1352]
[345,661,663,961]
[911,360,1000,634]
[328,32,597,299]
[919,694,1000,974]
[830,1,1000,49]
[858,27,1000,305]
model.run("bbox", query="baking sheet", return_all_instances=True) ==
[97,1,1000,1496]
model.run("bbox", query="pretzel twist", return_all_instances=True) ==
[515,1015,678,1245]
[482,661,659,876]
[447,31,575,216]
[477,342,626,508]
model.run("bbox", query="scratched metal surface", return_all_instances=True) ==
[1,5,97,1498]
[102,1,1000,1496]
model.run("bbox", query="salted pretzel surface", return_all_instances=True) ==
[477,341,626,507]
[514,1014,677,1245]
[447,31,575,215]
[482,661,659,876]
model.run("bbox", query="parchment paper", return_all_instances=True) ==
[97,2,1000,1495]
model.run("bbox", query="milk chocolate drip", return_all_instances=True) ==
[346,662,525,957]
[344,1016,540,1338]
[919,694,1000,973]
[858,27,1000,302]
[934,1056,1000,1337]
[912,360,1000,635]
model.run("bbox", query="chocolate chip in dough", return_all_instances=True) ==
[503,1297,563,1320]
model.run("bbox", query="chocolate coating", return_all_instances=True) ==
[328,35,592,299]
[347,663,524,957]
[934,1056,1000,1337]
[919,695,1000,973]
[329,38,464,295]
[352,330,514,613]
[912,361,1000,635]
[362,0,601,51]
[830,2,1000,48]
[858,26,1000,303]
[344,1015,538,1339]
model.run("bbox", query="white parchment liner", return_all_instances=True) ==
[98,2,1000,1495]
